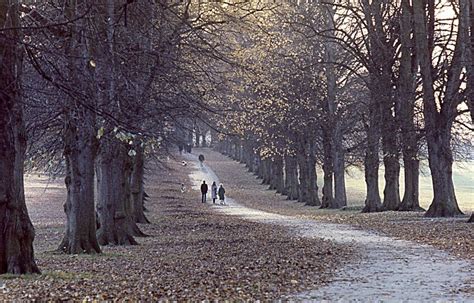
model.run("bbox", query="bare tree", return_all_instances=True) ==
[397,0,423,211]
[0,0,40,273]
[58,0,101,253]
[413,0,464,217]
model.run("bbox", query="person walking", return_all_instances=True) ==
[198,154,205,168]
[218,183,225,205]
[200,180,208,203]
[211,181,218,204]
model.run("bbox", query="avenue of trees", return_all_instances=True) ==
[0,0,260,273]
[212,0,473,219]
[0,0,472,275]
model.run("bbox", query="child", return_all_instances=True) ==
[218,183,226,205]
[211,181,218,204]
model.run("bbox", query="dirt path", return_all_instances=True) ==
[185,152,473,301]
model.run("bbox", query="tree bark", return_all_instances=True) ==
[320,0,339,209]
[333,124,347,208]
[0,0,40,273]
[423,129,463,217]
[382,149,401,210]
[297,136,309,203]
[284,154,299,200]
[397,0,423,212]
[362,99,382,213]
[255,154,263,179]
[59,114,101,254]
[466,0,474,122]
[361,0,384,213]
[58,0,101,254]
[399,157,422,211]
[131,144,150,224]
[272,155,285,194]
[306,139,320,206]
[321,126,334,208]
[262,158,272,185]
[96,139,139,245]
[243,141,255,173]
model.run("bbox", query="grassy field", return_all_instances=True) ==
[326,161,474,212]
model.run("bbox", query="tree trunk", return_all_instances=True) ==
[424,129,463,217]
[96,139,138,245]
[58,0,101,254]
[382,151,401,210]
[361,0,384,213]
[333,124,347,208]
[381,101,401,210]
[59,114,101,254]
[381,87,401,210]
[243,142,254,173]
[0,0,40,273]
[466,0,474,122]
[399,157,422,211]
[239,143,244,163]
[262,158,272,185]
[256,155,263,179]
[398,0,422,211]
[131,145,150,224]
[272,155,285,194]
[306,139,320,206]
[362,100,382,213]
[297,137,309,203]
[321,127,334,208]
[284,155,299,200]
[321,0,341,209]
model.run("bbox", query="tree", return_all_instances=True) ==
[413,0,464,217]
[58,0,101,254]
[397,0,423,211]
[0,0,40,274]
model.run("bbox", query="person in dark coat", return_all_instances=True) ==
[218,183,225,205]
[200,180,208,203]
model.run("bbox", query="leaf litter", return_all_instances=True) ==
[0,156,353,301]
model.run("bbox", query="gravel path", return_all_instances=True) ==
[186,153,473,301]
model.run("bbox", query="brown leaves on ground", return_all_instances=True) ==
[0,156,352,301]
[200,149,473,261]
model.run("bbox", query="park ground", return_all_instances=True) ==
[0,148,472,300]
[0,152,352,301]
[198,149,473,261]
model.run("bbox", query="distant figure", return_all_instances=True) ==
[218,183,225,205]
[178,144,184,155]
[185,144,192,153]
[198,154,205,168]
[211,181,218,204]
[180,183,186,193]
[200,180,208,203]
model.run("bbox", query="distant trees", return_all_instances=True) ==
[213,0,473,219]
[214,2,361,207]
